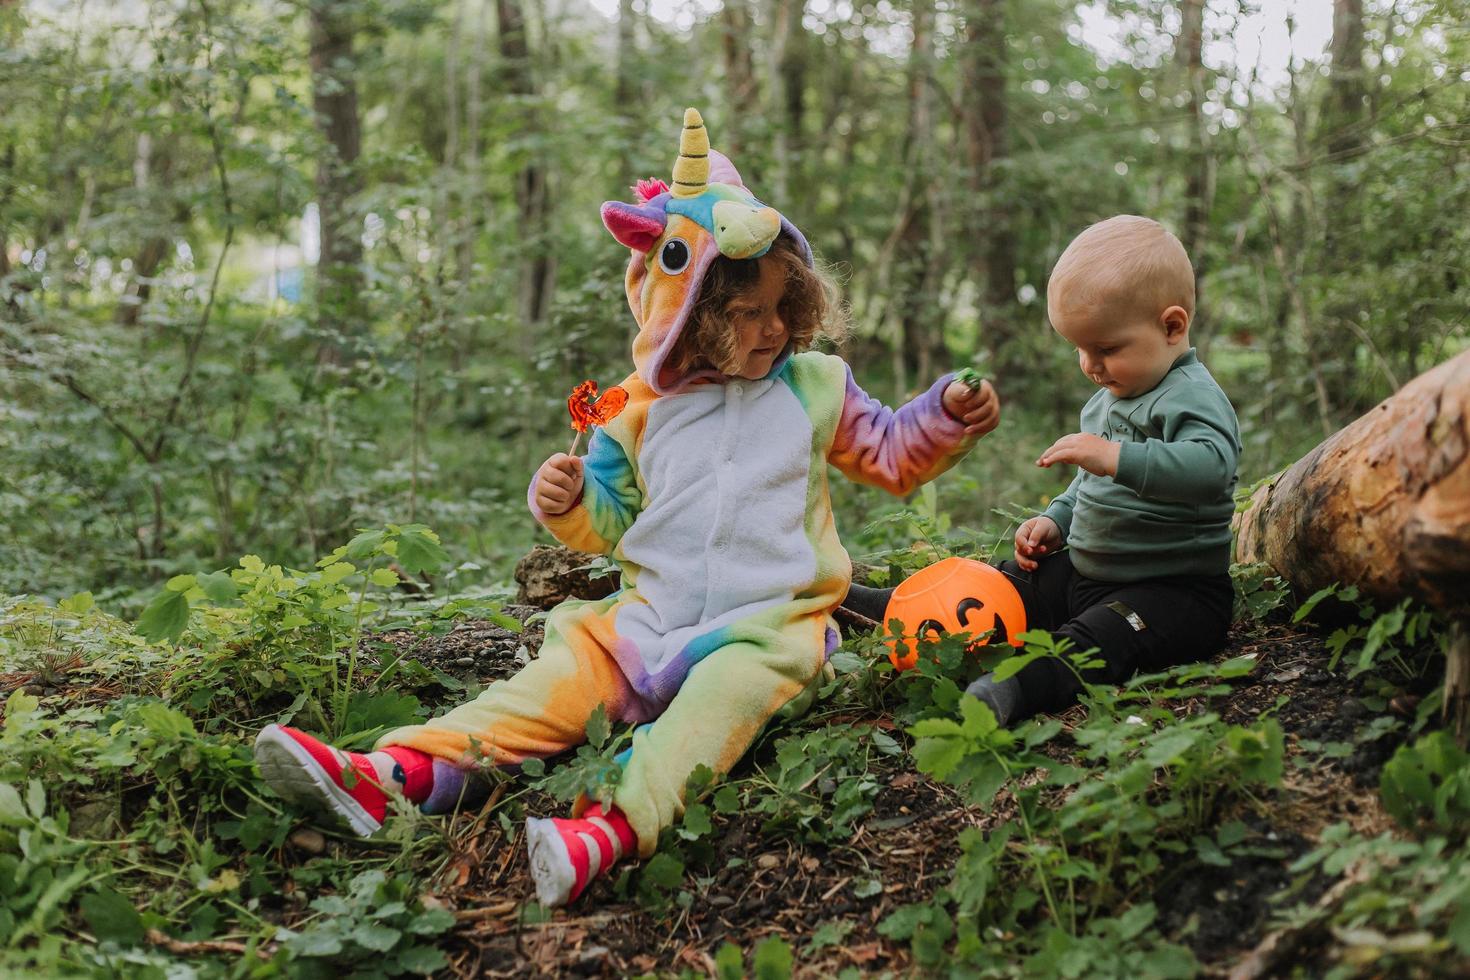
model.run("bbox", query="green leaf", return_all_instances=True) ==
[394,527,450,575]
[195,570,240,603]
[714,942,745,980]
[394,944,448,975]
[712,785,741,814]
[80,888,145,946]
[350,923,403,952]
[165,573,197,592]
[344,530,387,560]
[752,935,794,980]
[25,780,44,820]
[137,589,190,643]
[320,562,356,585]
[853,877,883,898]
[585,704,611,749]
[640,853,685,890]
[370,567,401,588]
[679,803,712,839]
[59,592,95,615]
[911,736,968,781]
[0,783,26,826]
[287,927,344,957]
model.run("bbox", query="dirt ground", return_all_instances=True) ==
[358,615,1422,979]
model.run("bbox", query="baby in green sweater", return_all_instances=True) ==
[843,215,1240,721]
[971,214,1242,723]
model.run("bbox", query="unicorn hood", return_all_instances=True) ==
[600,108,814,395]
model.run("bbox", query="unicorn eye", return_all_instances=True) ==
[658,238,691,275]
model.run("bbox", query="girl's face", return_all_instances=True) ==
[725,256,789,380]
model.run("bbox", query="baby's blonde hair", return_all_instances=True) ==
[1047,215,1195,325]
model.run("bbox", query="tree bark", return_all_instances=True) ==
[1176,0,1211,345]
[496,0,554,330]
[960,0,1017,376]
[1234,350,1470,740]
[309,0,365,356]
[1318,0,1367,417]
[720,0,757,160]
[889,0,946,392]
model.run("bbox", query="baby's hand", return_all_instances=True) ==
[1014,515,1062,572]
[533,453,584,516]
[1037,432,1120,477]
[943,377,1000,436]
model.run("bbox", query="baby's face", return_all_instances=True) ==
[1048,296,1186,399]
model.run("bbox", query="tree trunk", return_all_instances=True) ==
[1176,0,1211,346]
[616,0,639,174]
[960,0,1017,377]
[1318,0,1367,417]
[496,0,554,331]
[309,0,365,356]
[1235,350,1470,740]
[764,0,806,201]
[890,0,945,391]
[720,0,757,160]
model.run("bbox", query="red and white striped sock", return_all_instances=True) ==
[524,804,637,907]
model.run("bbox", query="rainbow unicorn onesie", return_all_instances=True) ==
[376,109,978,856]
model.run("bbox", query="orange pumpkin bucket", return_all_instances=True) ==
[882,557,1027,670]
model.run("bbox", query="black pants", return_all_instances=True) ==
[844,552,1233,715]
[994,552,1233,714]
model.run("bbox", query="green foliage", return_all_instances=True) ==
[1279,823,1470,974]
[888,648,1284,970]
[520,704,630,806]
[1293,585,1442,680]
[1230,562,1291,623]
[1378,731,1470,833]
[275,870,455,977]
[131,524,466,740]
[740,722,901,843]
[0,778,97,950]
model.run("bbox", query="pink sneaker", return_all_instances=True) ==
[253,724,395,836]
[525,804,637,907]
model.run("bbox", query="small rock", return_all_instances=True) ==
[289,828,327,854]
[1390,694,1421,717]
[756,854,781,870]
[455,657,476,667]
[709,895,735,907]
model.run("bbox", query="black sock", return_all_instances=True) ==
[963,673,1027,727]
[842,582,895,623]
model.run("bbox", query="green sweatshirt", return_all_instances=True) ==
[1040,349,1241,582]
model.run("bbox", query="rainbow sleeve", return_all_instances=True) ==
[828,365,975,495]
[528,428,643,555]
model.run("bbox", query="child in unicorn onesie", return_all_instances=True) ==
[253,108,1000,907]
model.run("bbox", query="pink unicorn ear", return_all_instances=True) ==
[708,150,745,189]
[601,201,666,252]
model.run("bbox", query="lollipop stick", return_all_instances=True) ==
[568,430,585,456]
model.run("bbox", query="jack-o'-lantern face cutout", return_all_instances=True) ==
[882,557,1027,671]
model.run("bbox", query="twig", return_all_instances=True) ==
[145,927,271,961]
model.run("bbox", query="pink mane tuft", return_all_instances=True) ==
[634,178,670,202]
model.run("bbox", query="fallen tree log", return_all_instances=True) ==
[1235,349,1470,740]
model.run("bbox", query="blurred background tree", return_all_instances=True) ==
[0,0,1464,602]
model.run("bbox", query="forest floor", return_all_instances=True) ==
[4,578,1456,978]
[365,616,1418,978]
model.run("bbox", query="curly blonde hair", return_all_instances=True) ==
[665,234,849,378]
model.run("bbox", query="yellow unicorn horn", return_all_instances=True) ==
[672,107,710,199]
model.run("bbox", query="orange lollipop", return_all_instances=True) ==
[567,380,629,454]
